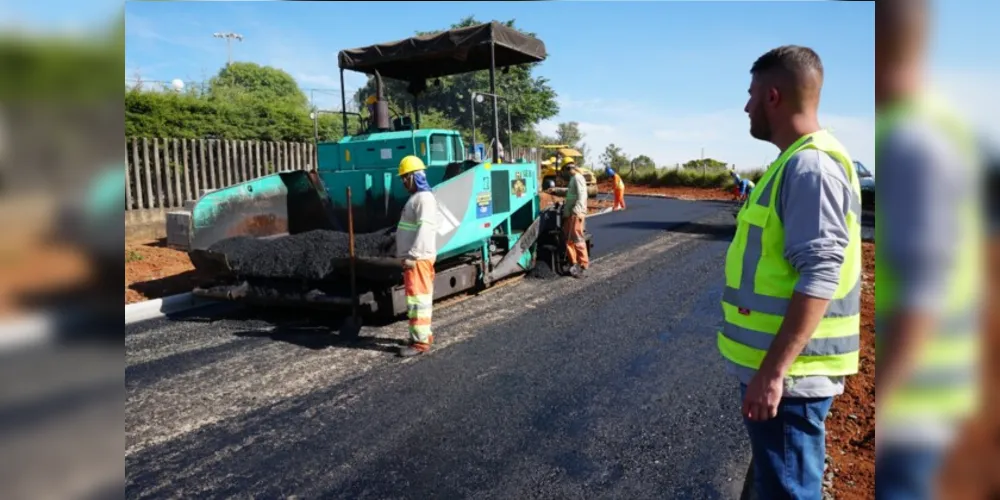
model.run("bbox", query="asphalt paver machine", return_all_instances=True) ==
[165,22,594,327]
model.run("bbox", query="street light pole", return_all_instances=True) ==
[213,32,244,66]
[472,91,513,161]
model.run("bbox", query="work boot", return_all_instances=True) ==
[398,343,430,358]
[568,265,583,278]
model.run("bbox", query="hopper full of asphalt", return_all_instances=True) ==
[207,228,397,281]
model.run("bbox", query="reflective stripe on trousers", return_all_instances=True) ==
[404,260,435,346]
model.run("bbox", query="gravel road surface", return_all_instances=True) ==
[126,196,752,499]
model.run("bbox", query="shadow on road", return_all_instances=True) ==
[175,303,407,354]
[234,327,406,354]
[606,220,736,241]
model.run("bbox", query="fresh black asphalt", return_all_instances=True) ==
[126,196,752,499]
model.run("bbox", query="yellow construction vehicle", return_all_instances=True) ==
[538,145,598,197]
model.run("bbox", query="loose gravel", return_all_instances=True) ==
[208,228,396,280]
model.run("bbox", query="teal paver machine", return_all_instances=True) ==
[165,21,593,319]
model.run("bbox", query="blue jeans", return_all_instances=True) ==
[740,384,834,500]
[876,443,945,500]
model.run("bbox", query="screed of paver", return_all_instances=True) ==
[126,222,716,457]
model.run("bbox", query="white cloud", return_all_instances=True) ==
[536,93,874,172]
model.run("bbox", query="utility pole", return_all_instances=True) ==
[213,32,244,66]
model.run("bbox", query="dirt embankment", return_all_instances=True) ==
[827,239,1000,499]
[597,180,736,201]
[824,242,876,498]
[125,240,214,304]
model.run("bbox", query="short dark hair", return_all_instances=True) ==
[750,45,824,103]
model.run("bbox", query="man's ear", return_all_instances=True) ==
[767,87,780,107]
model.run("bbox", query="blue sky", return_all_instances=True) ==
[93,0,979,168]
[120,1,879,168]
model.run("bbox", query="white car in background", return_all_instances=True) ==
[855,160,874,192]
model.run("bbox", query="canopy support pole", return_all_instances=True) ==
[489,41,500,162]
[340,68,348,137]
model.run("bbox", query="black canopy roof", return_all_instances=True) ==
[337,21,547,81]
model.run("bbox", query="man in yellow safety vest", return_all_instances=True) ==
[719,45,863,500]
[874,0,983,497]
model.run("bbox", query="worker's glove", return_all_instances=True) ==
[402,258,416,269]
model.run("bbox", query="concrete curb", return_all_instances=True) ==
[0,314,56,352]
[124,292,216,325]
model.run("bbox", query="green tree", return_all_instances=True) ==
[682,158,728,170]
[630,154,655,170]
[599,143,630,171]
[555,121,590,165]
[207,62,309,109]
[351,17,559,147]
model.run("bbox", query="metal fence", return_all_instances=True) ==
[125,137,315,211]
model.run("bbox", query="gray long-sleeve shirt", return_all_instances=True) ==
[727,147,856,398]
[877,117,977,446]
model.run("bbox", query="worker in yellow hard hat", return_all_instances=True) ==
[395,155,439,357]
[560,156,589,278]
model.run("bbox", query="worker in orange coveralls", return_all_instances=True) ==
[605,167,627,210]
[395,155,439,357]
[561,157,589,278]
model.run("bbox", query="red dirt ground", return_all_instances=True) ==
[125,240,214,305]
[823,242,876,498]
[0,238,92,317]
[598,180,737,201]
[826,239,1000,499]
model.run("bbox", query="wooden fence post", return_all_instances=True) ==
[171,138,181,206]
[189,139,200,198]
[131,138,142,210]
[207,140,217,190]
[153,138,164,210]
[163,139,181,208]
[125,141,133,211]
[143,138,153,209]
[181,139,191,201]
[223,139,233,186]
[199,139,207,194]
[240,140,249,181]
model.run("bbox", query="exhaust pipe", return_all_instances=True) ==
[370,70,391,132]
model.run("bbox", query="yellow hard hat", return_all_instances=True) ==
[365,95,378,105]
[560,156,576,168]
[398,155,426,177]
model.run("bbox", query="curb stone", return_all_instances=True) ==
[124,292,217,325]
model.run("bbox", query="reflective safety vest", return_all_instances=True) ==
[613,174,625,192]
[718,130,863,377]
[875,96,982,423]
